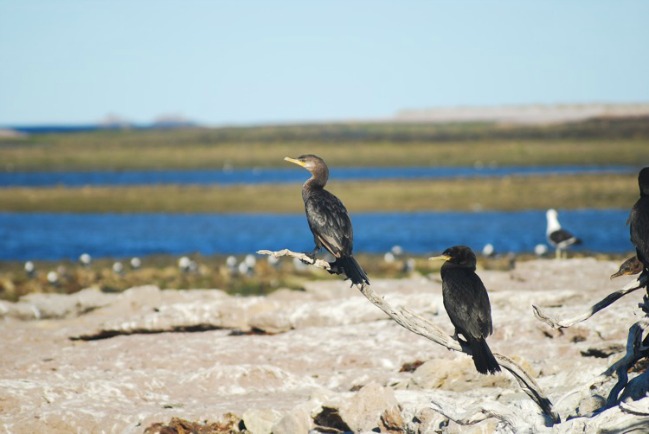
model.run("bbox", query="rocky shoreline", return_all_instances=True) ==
[1,258,648,433]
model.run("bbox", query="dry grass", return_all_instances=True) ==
[0,173,638,213]
[2,120,648,171]
[2,139,646,171]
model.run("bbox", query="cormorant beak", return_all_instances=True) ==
[428,254,451,262]
[610,270,623,280]
[284,157,307,168]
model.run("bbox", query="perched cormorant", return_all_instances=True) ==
[430,245,500,374]
[546,209,581,259]
[610,255,643,279]
[629,167,649,279]
[284,155,369,286]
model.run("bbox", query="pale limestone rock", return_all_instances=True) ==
[241,408,283,434]
[271,407,312,434]
[0,259,647,433]
[336,382,404,433]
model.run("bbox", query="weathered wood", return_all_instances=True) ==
[257,248,560,424]
[429,396,536,432]
[532,275,646,329]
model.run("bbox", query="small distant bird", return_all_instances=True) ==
[46,271,59,285]
[79,253,92,267]
[237,261,251,276]
[225,255,238,274]
[226,255,237,268]
[244,254,257,269]
[629,167,649,279]
[284,155,369,286]
[24,261,36,278]
[482,243,496,258]
[130,257,142,270]
[546,209,581,259]
[178,256,197,273]
[430,246,501,375]
[267,254,280,268]
[610,256,643,279]
[237,254,256,276]
[534,243,549,257]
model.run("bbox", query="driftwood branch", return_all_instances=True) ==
[257,249,332,270]
[257,248,560,425]
[532,275,646,329]
[605,320,649,408]
[429,397,533,432]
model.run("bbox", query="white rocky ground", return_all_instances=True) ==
[1,258,648,433]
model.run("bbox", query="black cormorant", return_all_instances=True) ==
[629,167,649,279]
[610,255,643,279]
[284,155,369,286]
[546,209,581,259]
[430,245,501,374]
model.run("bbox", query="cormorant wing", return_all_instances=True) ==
[443,272,493,339]
[305,190,353,258]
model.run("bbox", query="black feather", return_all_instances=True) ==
[287,154,369,286]
[438,246,500,374]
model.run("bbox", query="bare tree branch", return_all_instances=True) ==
[257,248,560,424]
[532,276,646,329]
[257,249,332,270]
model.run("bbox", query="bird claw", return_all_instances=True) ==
[300,251,317,265]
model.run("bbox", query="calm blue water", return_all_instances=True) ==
[0,210,633,261]
[0,165,635,188]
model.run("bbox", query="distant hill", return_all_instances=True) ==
[4,103,649,135]
[394,103,649,125]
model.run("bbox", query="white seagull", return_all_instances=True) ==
[546,209,581,259]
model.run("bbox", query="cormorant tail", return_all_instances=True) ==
[329,255,370,286]
[470,338,501,375]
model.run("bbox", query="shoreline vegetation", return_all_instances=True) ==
[1,116,648,213]
[0,117,646,298]
[0,251,629,302]
[1,116,648,172]
[0,173,639,213]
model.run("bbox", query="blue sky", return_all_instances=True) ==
[1,0,648,126]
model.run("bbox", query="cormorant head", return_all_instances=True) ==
[610,255,643,279]
[429,245,477,269]
[284,154,329,184]
[639,167,649,196]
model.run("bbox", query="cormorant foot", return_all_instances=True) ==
[300,251,317,265]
